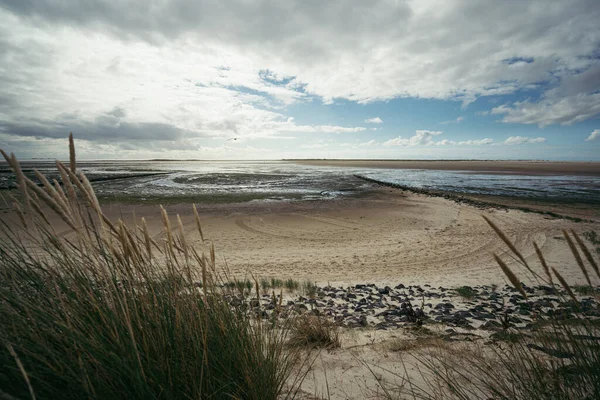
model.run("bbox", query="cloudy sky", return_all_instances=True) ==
[1,0,599,160]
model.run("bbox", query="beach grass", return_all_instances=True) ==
[390,219,600,400]
[0,139,302,400]
[302,280,318,298]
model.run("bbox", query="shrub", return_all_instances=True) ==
[288,315,341,349]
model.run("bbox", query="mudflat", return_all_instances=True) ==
[291,159,600,176]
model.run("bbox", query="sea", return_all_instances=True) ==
[1,160,599,204]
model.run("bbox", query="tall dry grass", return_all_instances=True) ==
[0,136,301,399]
[401,217,600,400]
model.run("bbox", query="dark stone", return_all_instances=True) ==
[482,320,503,331]
[378,286,391,295]
[435,302,454,310]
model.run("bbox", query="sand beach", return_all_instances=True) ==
[1,161,599,399]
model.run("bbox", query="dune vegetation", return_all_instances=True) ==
[0,137,302,399]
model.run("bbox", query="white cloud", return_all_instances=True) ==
[364,117,383,124]
[300,142,328,149]
[503,136,547,145]
[312,126,366,133]
[383,130,444,146]
[458,138,494,145]
[441,116,464,124]
[585,129,600,142]
[360,139,378,146]
[491,93,600,127]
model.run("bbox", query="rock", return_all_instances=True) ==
[359,314,368,326]
[471,312,495,321]
[434,302,455,310]
[378,286,391,295]
[482,320,503,331]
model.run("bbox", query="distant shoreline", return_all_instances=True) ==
[290,159,600,177]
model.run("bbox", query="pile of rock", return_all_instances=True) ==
[226,283,600,334]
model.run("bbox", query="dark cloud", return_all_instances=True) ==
[552,65,600,97]
[0,117,193,142]
[106,106,126,118]
[0,0,413,51]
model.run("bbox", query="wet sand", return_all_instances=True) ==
[89,186,598,289]
[291,159,600,176]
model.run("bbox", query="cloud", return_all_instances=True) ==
[441,116,464,124]
[458,138,494,145]
[585,129,600,142]
[300,142,328,149]
[503,136,547,145]
[491,93,600,127]
[311,126,366,133]
[490,64,600,127]
[360,139,378,146]
[383,133,499,147]
[2,2,599,107]
[364,117,383,124]
[383,130,444,146]
[1,0,599,158]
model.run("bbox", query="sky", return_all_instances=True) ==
[0,0,599,161]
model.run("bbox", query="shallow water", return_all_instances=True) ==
[1,160,599,203]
